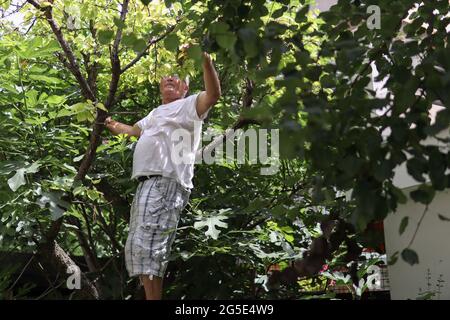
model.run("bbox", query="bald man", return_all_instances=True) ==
[105,52,221,299]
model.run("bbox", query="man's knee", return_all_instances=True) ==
[140,274,163,286]
[140,274,163,300]
[139,274,154,284]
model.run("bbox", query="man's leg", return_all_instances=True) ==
[140,274,163,300]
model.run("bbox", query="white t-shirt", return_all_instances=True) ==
[131,93,209,189]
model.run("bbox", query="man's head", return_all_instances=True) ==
[160,74,189,104]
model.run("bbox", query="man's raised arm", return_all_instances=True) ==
[196,52,221,118]
[105,117,141,138]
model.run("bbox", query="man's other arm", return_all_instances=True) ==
[196,52,221,118]
[105,117,141,138]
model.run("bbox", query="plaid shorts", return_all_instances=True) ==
[125,176,190,278]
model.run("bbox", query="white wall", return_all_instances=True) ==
[384,187,450,299]
[310,0,338,12]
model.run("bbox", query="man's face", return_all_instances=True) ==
[160,74,188,103]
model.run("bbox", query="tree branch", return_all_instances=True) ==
[26,0,95,101]
[37,241,99,299]
[197,78,260,160]
[75,0,129,182]
[95,179,130,222]
[120,17,181,74]
[104,0,129,108]
[24,0,131,300]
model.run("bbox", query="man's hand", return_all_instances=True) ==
[202,52,213,67]
[104,116,115,129]
[196,52,221,119]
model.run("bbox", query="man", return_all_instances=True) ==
[105,52,221,300]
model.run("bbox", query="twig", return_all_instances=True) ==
[26,0,96,101]
[75,0,130,184]
[120,16,181,74]
[407,205,429,248]
[24,17,37,34]
[7,254,35,291]
[35,279,67,300]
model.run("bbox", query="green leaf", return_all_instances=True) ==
[210,21,229,34]
[390,185,408,204]
[0,160,26,175]
[47,95,66,105]
[86,189,99,201]
[238,28,258,58]
[96,102,107,111]
[410,185,435,205]
[70,102,87,112]
[55,108,75,118]
[187,45,202,64]
[76,112,87,122]
[121,34,134,47]
[26,161,41,174]
[141,0,151,5]
[122,33,138,47]
[216,33,237,50]
[72,185,85,196]
[406,157,427,183]
[151,23,165,35]
[73,154,84,163]
[399,216,409,235]
[41,40,60,55]
[98,29,114,45]
[1,0,10,10]
[113,17,125,29]
[132,38,147,53]
[438,214,450,222]
[295,5,310,23]
[25,90,38,107]
[28,74,62,84]
[164,34,179,52]
[36,188,69,220]
[7,169,26,192]
[428,149,447,190]
[6,162,40,192]
[388,251,399,266]
[271,7,286,19]
[4,58,12,70]
[394,77,420,113]
[401,248,419,266]
[193,215,228,240]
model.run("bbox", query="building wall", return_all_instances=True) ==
[310,0,338,12]
[384,187,450,299]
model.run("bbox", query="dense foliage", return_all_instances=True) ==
[0,0,448,299]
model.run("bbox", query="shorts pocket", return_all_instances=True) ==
[138,206,179,261]
[143,199,178,231]
[155,178,190,211]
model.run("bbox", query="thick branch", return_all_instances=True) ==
[75,0,129,181]
[82,52,99,96]
[104,0,129,108]
[25,0,125,300]
[66,216,100,273]
[26,0,95,101]
[38,241,99,299]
